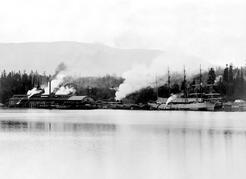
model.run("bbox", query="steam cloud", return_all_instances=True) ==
[44,73,65,94]
[27,88,44,98]
[52,62,67,80]
[115,51,211,100]
[165,94,178,106]
[44,63,75,95]
[27,62,76,97]
[56,86,76,95]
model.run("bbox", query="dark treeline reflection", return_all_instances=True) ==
[129,124,246,137]
[1,119,245,137]
[0,120,116,133]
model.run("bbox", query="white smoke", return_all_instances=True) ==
[115,51,211,100]
[52,62,67,80]
[27,62,76,96]
[56,86,76,95]
[27,87,44,98]
[43,73,77,95]
[165,94,178,106]
[43,73,65,94]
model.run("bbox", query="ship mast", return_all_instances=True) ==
[183,66,188,101]
[155,75,158,99]
[168,67,171,95]
[199,64,202,93]
[184,66,186,82]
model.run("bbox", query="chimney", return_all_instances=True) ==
[48,75,52,96]
[49,80,52,95]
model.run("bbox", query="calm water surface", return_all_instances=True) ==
[0,109,246,179]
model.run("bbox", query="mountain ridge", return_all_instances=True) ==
[0,41,162,76]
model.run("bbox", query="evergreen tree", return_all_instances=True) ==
[229,65,234,83]
[227,65,234,97]
[216,76,226,95]
[223,64,229,82]
[171,83,180,94]
[207,68,216,84]
[158,85,170,98]
[240,68,245,97]
[234,70,241,98]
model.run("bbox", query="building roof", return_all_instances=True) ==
[67,96,88,101]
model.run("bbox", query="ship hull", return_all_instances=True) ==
[149,101,216,111]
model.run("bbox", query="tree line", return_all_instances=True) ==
[0,64,245,105]
[0,70,48,104]
[62,75,124,101]
[0,71,124,104]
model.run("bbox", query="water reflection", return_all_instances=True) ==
[0,120,116,133]
[124,123,246,179]
[0,120,28,130]
[130,124,246,136]
[0,110,246,179]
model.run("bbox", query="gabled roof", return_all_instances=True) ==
[67,96,87,101]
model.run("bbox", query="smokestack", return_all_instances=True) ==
[49,80,51,95]
[48,75,52,96]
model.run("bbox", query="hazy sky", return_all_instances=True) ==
[1,0,246,65]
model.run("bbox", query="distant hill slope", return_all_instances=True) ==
[0,42,162,76]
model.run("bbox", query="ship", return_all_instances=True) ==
[149,67,223,111]
[154,93,222,111]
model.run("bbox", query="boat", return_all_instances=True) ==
[156,94,220,111]
[148,66,222,111]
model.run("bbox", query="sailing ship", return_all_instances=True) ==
[149,66,222,111]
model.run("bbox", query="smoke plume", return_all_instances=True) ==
[27,62,76,96]
[44,62,76,95]
[52,62,67,80]
[44,73,65,94]
[115,51,211,100]
[56,86,76,95]
[27,87,44,98]
[165,94,178,106]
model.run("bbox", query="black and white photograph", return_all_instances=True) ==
[0,0,246,178]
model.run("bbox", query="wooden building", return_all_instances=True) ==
[9,94,96,109]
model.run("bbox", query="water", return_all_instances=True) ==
[0,109,246,179]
